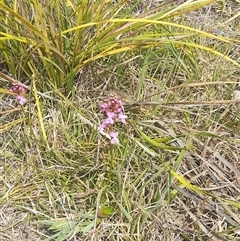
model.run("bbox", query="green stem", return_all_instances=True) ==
[110,145,115,170]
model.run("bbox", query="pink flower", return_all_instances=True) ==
[98,117,114,132]
[106,111,116,119]
[117,107,123,113]
[10,84,26,95]
[10,84,27,105]
[100,103,108,111]
[98,124,105,132]
[110,131,119,144]
[16,95,27,105]
[104,117,114,125]
[118,113,128,124]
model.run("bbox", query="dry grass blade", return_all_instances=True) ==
[177,197,228,241]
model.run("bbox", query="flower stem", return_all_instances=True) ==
[109,145,115,170]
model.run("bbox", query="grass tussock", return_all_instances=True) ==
[1,0,240,240]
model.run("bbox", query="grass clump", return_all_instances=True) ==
[1,0,240,240]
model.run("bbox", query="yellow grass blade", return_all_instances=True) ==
[61,18,236,45]
[0,3,50,43]
[32,79,48,147]
[0,32,27,43]
[170,169,207,196]
[0,118,26,133]
[0,88,11,94]
[135,123,185,151]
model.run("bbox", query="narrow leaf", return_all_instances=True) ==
[170,169,207,196]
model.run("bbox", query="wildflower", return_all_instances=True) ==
[10,83,26,105]
[98,124,104,132]
[104,117,115,126]
[106,111,116,119]
[99,95,128,144]
[16,95,27,105]
[110,131,119,144]
[118,113,128,124]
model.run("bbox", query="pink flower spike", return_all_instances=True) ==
[110,131,119,144]
[16,95,26,105]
